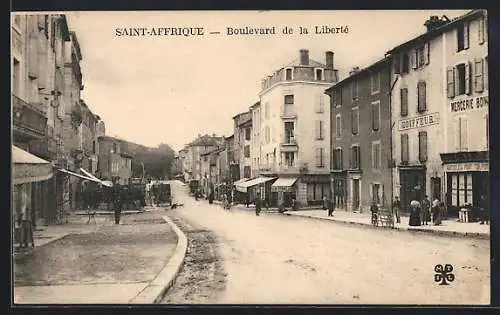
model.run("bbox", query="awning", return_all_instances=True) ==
[57,168,100,183]
[233,178,250,186]
[12,145,53,185]
[80,168,113,187]
[271,177,297,189]
[235,176,276,192]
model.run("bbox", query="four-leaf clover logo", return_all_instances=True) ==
[434,264,455,285]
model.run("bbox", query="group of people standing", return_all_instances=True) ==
[404,195,444,227]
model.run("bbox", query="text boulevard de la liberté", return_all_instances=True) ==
[114,25,349,37]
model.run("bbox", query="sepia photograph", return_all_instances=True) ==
[11,9,490,305]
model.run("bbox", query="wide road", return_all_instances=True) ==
[162,181,490,305]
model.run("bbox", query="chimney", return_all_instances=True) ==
[349,66,360,76]
[424,15,449,32]
[325,51,334,70]
[299,49,309,66]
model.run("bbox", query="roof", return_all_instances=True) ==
[232,111,251,120]
[188,135,224,147]
[237,118,252,128]
[283,58,327,69]
[386,10,484,54]
[325,57,390,92]
[249,101,261,109]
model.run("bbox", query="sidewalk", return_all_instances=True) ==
[208,199,490,239]
[286,209,490,239]
[13,210,187,304]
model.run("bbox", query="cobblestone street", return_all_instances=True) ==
[163,181,490,305]
[14,211,178,304]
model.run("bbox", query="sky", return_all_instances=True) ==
[62,10,470,152]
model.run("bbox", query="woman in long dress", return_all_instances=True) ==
[409,199,421,226]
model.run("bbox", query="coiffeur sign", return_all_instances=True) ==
[398,113,439,131]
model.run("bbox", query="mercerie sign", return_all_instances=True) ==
[450,95,489,112]
[399,113,439,131]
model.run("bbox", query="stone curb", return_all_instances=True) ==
[129,215,188,304]
[284,213,490,240]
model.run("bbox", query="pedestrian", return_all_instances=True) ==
[478,194,489,225]
[322,196,327,211]
[370,200,379,225]
[208,187,214,204]
[113,178,122,224]
[327,197,334,217]
[431,198,441,225]
[145,180,152,206]
[392,196,401,224]
[246,194,250,208]
[255,194,262,216]
[409,199,421,226]
[421,195,431,225]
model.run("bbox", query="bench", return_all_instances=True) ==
[378,209,395,228]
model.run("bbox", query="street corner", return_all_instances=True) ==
[129,215,188,303]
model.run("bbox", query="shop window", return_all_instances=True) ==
[450,173,473,207]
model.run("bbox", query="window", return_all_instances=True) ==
[285,68,293,80]
[351,81,358,100]
[455,116,469,151]
[457,22,470,52]
[244,166,251,178]
[315,68,324,80]
[450,173,473,207]
[401,134,409,164]
[474,58,484,93]
[284,95,294,105]
[244,145,250,158]
[417,81,427,113]
[315,148,325,167]
[333,148,343,170]
[415,43,429,68]
[479,15,485,45]
[284,122,294,143]
[401,53,410,74]
[350,145,360,169]
[446,67,455,98]
[333,88,342,107]
[245,128,251,141]
[371,72,380,94]
[13,58,20,96]
[394,54,401,74]
[372,101,380,131]
[351,108,359,135]
[316,94,325,113]
[455,63,471,96]
[265,126,270,144]
[335,114,342,138]
[372,141,381,170]
[112,142,117,153]
[400,88,408,117]
[284,152,294,167]
[265,102,270,119]
[418,131,428,163]
[315,120,324,140]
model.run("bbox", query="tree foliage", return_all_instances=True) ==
[130,142,176,180]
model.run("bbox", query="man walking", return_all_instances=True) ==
[392,196,401,224]
[327,197,334,217]
[113,178,122,224]
[421,195,431,226]
[255,194,262,216]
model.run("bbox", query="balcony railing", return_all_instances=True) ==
[12,94,47,140]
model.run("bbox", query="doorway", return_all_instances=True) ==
[431,177,442,202]
[352,179,360,211]
[399,169,426,212]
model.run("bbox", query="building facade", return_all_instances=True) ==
[233,111,252,179]
[388,16,449,211]
[256,49,339,206]
[438,10,489,216]
[97,136,133,185]
[326,59,392,213]
[78,100,99,176]
[249,102,261,178]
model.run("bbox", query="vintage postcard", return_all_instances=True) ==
[11,10,490,305]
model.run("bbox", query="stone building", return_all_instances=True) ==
[78,100,100,175]
[232,111,253,180]
[243,49,339,207]
[326,59,392,213]
[97,136,133,185]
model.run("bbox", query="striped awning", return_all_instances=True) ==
[235,176,276,192]
[271,177,297,192]
[12,145,53,185]
[233,178,250,186]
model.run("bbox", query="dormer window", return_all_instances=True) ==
[315,68,324,81]
[285,67,293,80]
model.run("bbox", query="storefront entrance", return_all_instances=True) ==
[399,168,426,212]
[446,171,489,217]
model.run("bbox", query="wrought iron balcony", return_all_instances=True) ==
[12,94,47,141]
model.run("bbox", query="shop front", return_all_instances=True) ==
[234,176,276,205]
[271,177,297,207]
[331,170,347,210]
[440,151,489,219]
[233,178,250,203]
[398,165,426,212]
[302,174,330,207]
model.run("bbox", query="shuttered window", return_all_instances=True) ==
[418,131,428,163]
[315,120,324,140]
[372,101,380,131]
[400,88,408,117]
[333,148,343,170]
[372,142,381,170]
[335,114,342,138]
[316,148,325,167]
[417,81,427,113]
[350,145,360,169]
[474,58,484,93]
[316,95,325,113]
[351,108,359,135]
[401,134,409,164]
[447,67,455,98]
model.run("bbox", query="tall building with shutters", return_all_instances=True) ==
[387,10,488,212]
[326,59,392,213]
[439,10,489,217]
[255,49,339,207]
